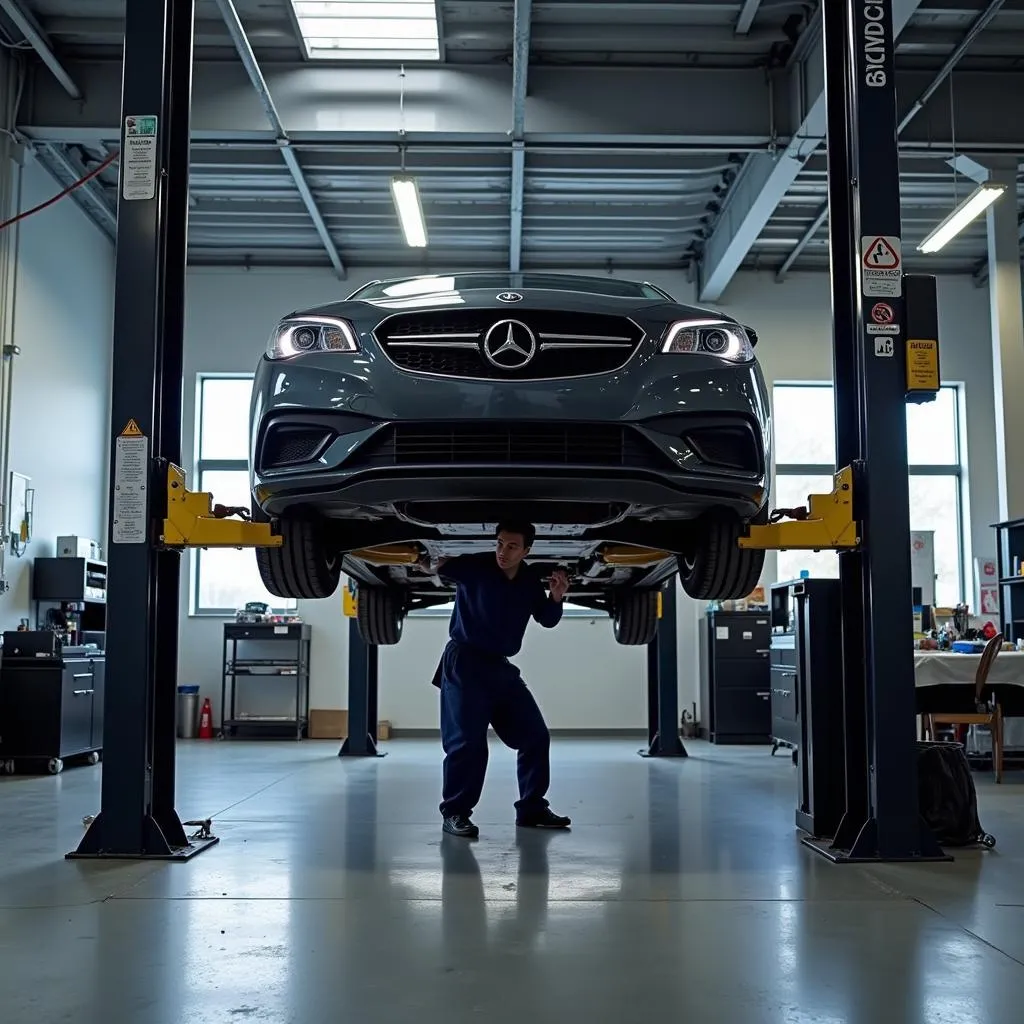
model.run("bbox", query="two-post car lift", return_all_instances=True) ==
[73,0,946,863]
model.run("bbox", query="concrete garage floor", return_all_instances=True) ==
[1,739,1022,1024]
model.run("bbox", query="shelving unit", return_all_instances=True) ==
[32,557,108,642]
[994,517,1024,642]
[221,623,311,739]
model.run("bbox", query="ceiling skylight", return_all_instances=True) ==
[289,1,441,61]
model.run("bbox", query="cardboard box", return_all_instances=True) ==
[378,720,392,741]
[309,709,348,739]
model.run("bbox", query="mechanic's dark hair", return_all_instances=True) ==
[495,521,536,549]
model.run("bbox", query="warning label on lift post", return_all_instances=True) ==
[112,419,149,545]
[122,115,158,202]
[861,235,902,298]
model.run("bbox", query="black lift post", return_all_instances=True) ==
[641,583,687,758]
[339,620,385,757]
[71,0,211,859]
[814,0,944,862]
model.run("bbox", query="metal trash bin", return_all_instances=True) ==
[177,685,200,739]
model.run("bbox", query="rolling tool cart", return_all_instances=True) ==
[0,631,105,774]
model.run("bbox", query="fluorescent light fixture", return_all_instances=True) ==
[917,184,1005,254]
[390,176,428,248]
[289,1,440,61]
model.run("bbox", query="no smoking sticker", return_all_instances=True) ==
[867,300,900,335]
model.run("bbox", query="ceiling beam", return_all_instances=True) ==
[776,0,1007,281]
[697,0,925,302]
[211,0,346,279]
[0,0,80,99]
[510,0,532,272]
[18,58,1024,154]
[735,0,762,35]
[36,144,117,238]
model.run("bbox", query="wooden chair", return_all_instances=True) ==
[924,633,1005,783]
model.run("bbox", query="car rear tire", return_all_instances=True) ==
[356,586,405,646]
[678,510,765,601]
[253,509,342,600]
[612,589,659,646]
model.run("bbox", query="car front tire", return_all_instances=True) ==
[612,589,659,646]
[678,510,765,601]
[356,586,405,646]
[253,509,342,600]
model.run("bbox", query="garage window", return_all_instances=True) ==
[192,375,297,616]
[772,383,965,605]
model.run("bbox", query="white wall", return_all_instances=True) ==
[0,153,114,627]
[179,266,996,731]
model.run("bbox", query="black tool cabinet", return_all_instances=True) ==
[699,610,772,743]
[0,641,105,774]
[770,578,845,839]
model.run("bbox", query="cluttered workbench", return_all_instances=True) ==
[914,649,1024,753]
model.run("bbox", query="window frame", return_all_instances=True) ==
[191,373,298,617]
[772,381,966,603]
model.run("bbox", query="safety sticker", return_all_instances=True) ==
[867,301,899,335]
[113,424,149,545]
[874,337,895,358]
[906,338,939,392]
[122,115,158,202]
[861,235,902,298]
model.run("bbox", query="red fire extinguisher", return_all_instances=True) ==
[198,698,214,739]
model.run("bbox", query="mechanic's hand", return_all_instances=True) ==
[549,569,569,602]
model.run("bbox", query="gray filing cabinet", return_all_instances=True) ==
[699,610,772,743]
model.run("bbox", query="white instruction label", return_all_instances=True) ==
[112,431,149,544]
[874,336,895,358]
[861,235,902,297]
[122,115,158,201]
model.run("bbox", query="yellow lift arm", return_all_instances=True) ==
[159,463,282,549]
[739,465,860,552]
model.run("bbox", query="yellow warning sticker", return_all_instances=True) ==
[120,418,144,437]
[906,338,939,392]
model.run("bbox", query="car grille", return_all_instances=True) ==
[373,309,645,380]
[348,423,668,471]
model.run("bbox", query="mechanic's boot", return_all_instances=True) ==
[516,808,571,830]
[443,814,480,839]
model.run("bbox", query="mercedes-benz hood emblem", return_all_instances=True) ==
[483,319,537,370]
[496,292,523,303]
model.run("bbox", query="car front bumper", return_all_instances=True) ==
[249,347,772,522]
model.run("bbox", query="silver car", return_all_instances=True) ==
[249,272,771,645]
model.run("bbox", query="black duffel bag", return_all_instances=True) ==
[917,741,996,849]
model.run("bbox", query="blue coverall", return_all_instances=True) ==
[434,552,563,820]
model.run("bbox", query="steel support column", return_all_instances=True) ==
[640,584,686,758]
[71,0,212,861]
[339,620,385,758]
[985,165,1024,520]
[810,0,944,863]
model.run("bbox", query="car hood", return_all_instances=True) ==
[289,287,740,326]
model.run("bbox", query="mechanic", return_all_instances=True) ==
[421,522,572,839]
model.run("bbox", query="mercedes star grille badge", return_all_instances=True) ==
[483,319,537,370]
[496,292,524,303]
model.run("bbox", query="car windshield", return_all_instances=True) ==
[349,273,672,301]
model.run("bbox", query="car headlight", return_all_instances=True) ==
[266,316,359,359]
[661,320,754,362]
